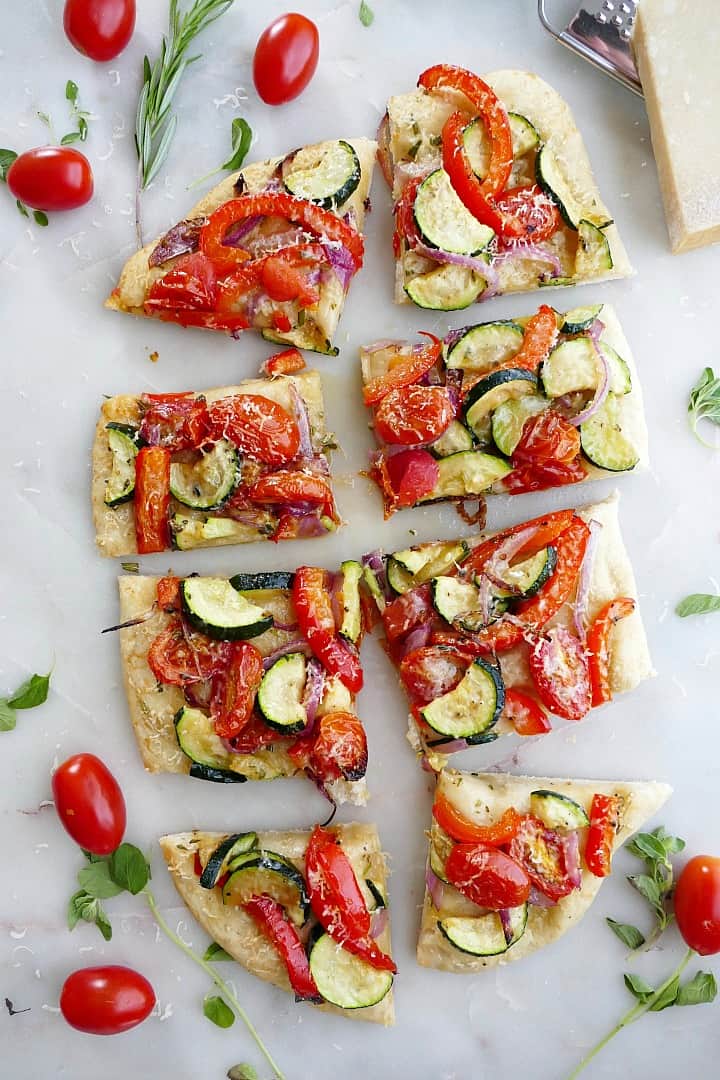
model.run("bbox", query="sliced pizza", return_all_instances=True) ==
[361,302,647,516]
[378,65,631,311]
[418,768,670,971]
[362,493,652,769]
[117,565,371,805]
[160,823,395,1024]
[92,366,339,557]
[106,136,376,355]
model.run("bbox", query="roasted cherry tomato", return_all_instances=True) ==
[493,186,561,243]
[309,710,368,782]
[264,347,306,376]
[381,584,433,643]
[363,335,442,405]
[7,147,93,211]
[374,385,455,445]
[399,645,468,704]
[156,576,180,611]
[502,687,552,736]
[208,393,300,466]
[293,567,363,692]
[253,13,319,105]
[513,410,581,467]
[433,795,522,845]
[305,826,396,973]
[529,625,591,722]
[382,449,439,508]
[145,253,216,313]
[52,754,126,856]
[243,895,321,1001]
[674,855,720,956]
[60,965,154,1035]
[210,641,264,739]
[586,597,636,706]
[147,619,230,686]
[139,393,209,450]
[247,471,337,522]
[510,815,577,902]
[134,445,171,554]
[63,0,136,61]
[445,843,530,909]
[261,247,321,307]
[584,793,620,878]
[503,458,587,494]
[225,712,278,754]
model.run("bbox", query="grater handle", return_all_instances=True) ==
[537,0,644,98]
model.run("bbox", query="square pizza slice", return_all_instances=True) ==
[418,768,670,971]
[377,65,631,312]
[92,366,339,557]
[116,565,371,806]
[106,137,376,355]
[361,302,647,516]
[161,822,395,1024]
[363,493,651,769]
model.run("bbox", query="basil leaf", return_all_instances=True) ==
[359,0,374,26]
[676,593,720,618]
[9,672,51,710]
[66,80,78,102]
[607,918,645,950]
[109,843,150,895]
[0,701,16,732]
[624,973,654,1002]
[77,861,124,900]
[228,1067,258,1080]
[627,873,661,909]
[649,975,680,1012]
[676,971,717,1006]
[0,149,18,182]
[222,118,252,172]
[203,994,235,1028]
[204,941,233,962]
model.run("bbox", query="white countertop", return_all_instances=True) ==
[2,2,719,1077]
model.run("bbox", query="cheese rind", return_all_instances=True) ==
[634,0,720,254]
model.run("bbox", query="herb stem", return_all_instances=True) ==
[143,888,286,1080]
[567,947,694,1079]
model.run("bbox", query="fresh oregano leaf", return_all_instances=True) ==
[359,0,374,26]
[649,975,680,1012]
[9,672,51,710]
[607,919,645,950]
[61,132,81,145]
[67,890,113,941]
[0,149,18,182]
[688,367,720,448]
[676,971,717,1006]
[623,973,654,1002]
[203,994,235,1028]
[228,1066,258,1080]
[0,701,16,732]
[661,834,686,855]
[77,861,124,900]
[222,117,252,171]
[109,843,150,895]
[16,199,29,218]
[33,211,49,227]
[627,833,668,864]
[627,873,661,909]
[66,80,78,102]
[676,593,720,618]
[204,941,233,962]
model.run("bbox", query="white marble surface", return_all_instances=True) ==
[2,1,720,1077]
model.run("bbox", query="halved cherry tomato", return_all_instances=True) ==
[208,393,300,466]
[134,446,170,554]
[261,247,321,307]
[584,794,620,878]
[309,710,368,782]
[226,712,279,754]
[363,335,442,405]
[399,645,468,704]
[586,597,636,707]
[63,0,135,62]
[510,815,577,902]
[674,855,720,956]
[145,252,216,313]
[462,509,575,579]
[433,794,522,845]
[139,393,209,450]
[210,642,264,739]
[503,458,587,494]
[382,584,433,643]
[247,471,337,521]
[243,895,321,1001]
[61,966,154,1035]
[147,619,230,686]
[264,348,306,376]
[156,576,180,611]
[529,626,591,721]
[305,826,396,973]
[445,843,530,909]
[493,186,561,243]
[384,449,439,508]
[293,567,363,692]
[502,687,552,736]
[374,385,455,445]
[513,410,581,467]
[253,13,319,106]
[52,754,126,856]
[7,147,93,211]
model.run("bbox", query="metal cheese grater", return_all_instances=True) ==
[537,0,643,96]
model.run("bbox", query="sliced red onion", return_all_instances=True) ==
[301,659,325,734]
[272,618,299,633]
[587,318,605,342]
[342,208,358,230]
[482,523,542,595]
[361,551,390,602]
[528,885,557,908]
[569,337,610,427]
[262,640,312,670]
[222,215,263,247]
[184,679,213,710]
[573,518,603,640]
[401,623,432,657]
[148,217,206,267]
[477,572,493,626]
[289,384,315,459]
[328,570,344,631]
[425,737,469,755]
[413,236,497,279]
[322,242,355,291]
[563,830,582,890]
[293,513,331,539]
[492,242,563,279]
[370,907,389,939]
[425,865,445,910]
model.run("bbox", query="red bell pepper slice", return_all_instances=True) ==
[156,576,180,612]
[586,597,636,707]
[502,687,552,736]
[585,793,620,877]
[134,446,171,554]
[305,826,396,973]
[247,472,338,522]
[363,334,442,405]
[433,794,522,845]
[501,305,558,373]
[263,348,306,377]
[242,894,322,1002]
[144,252,217,312]
[293,567,363,692]
[461,508,575,580]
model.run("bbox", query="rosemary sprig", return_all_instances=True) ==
[134,0,236,246]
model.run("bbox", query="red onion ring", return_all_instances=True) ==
[481,523,542,595]
[300,658,325,734]
[528,885,557,908]
[425,865,445,910]
[573,519,603,640]
[492,242,563,279]
[289,384,315,460]
[262,641,312,670]
[563,830,583,891]
[569,337,611,427]
[401,623,432,656]
[370,907,389,939]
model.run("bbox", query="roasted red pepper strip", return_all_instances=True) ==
[156,576,180,611]
[264,348,306,377]
[502,687,552,736]
[585,793,621,877]
[433,795,522,845]
[134,446,170,554]
[586,597,636,706]
[293,567,363,692]
[461,509,575,580]
[363,334,442,405]
[501,305,558,373]
[305,826,396,973]
[247,472,338,522]
[242,895,322,1002]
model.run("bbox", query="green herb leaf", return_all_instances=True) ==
[77,861,125,900]
[661,834,686,855]
[67,890,113,941]
[688,367,720,448]
[624,973,655,1002]
[607,918,645,950]
[221,117,252,172]
[9,672,51,710]
[33,210,49,227]
[649,975,680,1012]
[121,561,140,574]
[109,843,150,895]
[0,701,16,732]
[0,149,18,182]
[676,593,720,618]
[82,849,109,864]
[228,1067,258,1080]
[78,117,88,141]
[37,110,52,129]
[66,80,79,102]
[203,994,235,1028]
[359,0,374,26]
[17,199,29,218]
[95,905,113,941]
[204,941,233,962]
[61,132,81,145]
[676,971,717,1006]
[627,873,661,909]
[626,833,668,864]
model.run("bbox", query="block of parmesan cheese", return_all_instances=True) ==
[634,0,720,254]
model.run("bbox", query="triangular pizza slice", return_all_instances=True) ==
[106,136,376,355]
[418,768,671,971]
[378,65,631,312]
[160,824,395,1025]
